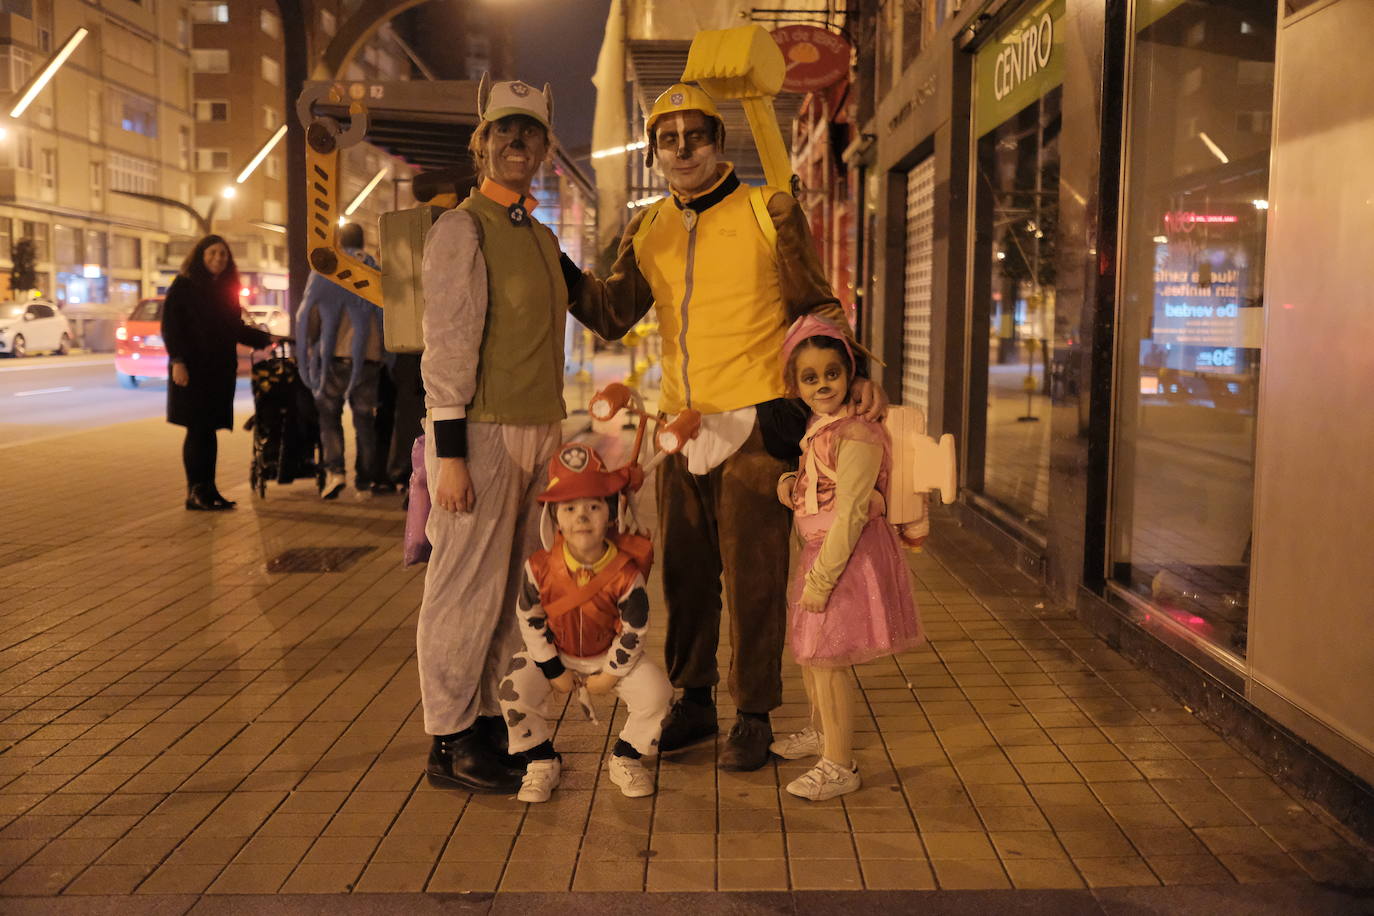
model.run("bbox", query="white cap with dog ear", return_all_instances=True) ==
[478,72,553,129]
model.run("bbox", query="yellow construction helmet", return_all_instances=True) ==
[646,82,720,133]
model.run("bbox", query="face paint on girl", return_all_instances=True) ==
[793,345,851,417]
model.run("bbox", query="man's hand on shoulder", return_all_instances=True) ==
[850,377,889,421]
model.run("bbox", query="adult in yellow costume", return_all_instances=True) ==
[570,83,885,771]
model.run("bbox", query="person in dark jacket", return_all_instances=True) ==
[161,234,272,511]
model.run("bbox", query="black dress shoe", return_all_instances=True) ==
[185,485,223,511]
[209,486,237,509]
[719,715,773,772]
[426,732,522,794]
[658,697,719,754]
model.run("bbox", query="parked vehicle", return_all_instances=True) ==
[115,297,166,387]
[0,299,72,357]
[245,305,291,338]
[115,297,261,389]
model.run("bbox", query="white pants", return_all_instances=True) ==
[416,421,560,736]
[498,649,673,757]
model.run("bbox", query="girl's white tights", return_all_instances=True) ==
[802,664,854,766]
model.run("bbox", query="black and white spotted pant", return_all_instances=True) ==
[499,649,672,757]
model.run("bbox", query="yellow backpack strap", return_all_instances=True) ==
[630,198,671,259]
[749,186,779,252]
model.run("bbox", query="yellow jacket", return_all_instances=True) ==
[572,166,847,416]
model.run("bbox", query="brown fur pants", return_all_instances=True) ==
[656,422,791,714]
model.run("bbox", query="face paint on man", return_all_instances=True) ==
[653,111,720,198]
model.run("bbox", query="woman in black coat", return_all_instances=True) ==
[161,234,272,510]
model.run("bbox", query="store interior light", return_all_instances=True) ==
[234,124,288,184]
[220,186,237,199]
[592,140,648,160]
[10,27,87,118]
[344,168,389,216]
[1252,199,1269,210]
[337,215,347,227]
[0,126,8,141]
[1153,235,1168,244]
[1198,131,1230,164]
[627,195,664,209]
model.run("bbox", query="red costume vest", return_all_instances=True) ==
[528,531,654,658]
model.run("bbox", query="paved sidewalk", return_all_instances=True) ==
[1,406,1372,912]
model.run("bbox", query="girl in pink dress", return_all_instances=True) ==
[770,315,923,800]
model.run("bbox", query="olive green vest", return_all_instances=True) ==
[459,189,568,425]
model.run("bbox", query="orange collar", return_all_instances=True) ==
[479,178,538,213]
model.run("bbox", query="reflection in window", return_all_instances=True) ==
[970,88,1061,531]
[1110,1,1276,658]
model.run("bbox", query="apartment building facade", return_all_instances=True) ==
[0,0,195,311]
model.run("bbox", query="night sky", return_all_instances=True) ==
[512,0,613,164]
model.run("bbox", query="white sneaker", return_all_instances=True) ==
[770,726,824,759]
[607,754,655,798]
[786,757,861,801]
[518,758,561,803]
[322,472,346,500]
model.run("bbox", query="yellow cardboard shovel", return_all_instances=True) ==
[682,24,794,194]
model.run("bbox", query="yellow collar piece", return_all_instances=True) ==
[479,177,538,213]
[562,539,618,578]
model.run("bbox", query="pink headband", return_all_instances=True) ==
[781,314,855,376]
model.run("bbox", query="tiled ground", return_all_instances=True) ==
[1,401,1372,911]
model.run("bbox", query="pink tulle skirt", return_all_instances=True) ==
[788,516,924,667]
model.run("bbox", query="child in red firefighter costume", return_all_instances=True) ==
[497,443,673,802]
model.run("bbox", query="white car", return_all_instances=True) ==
[0,299,72,357]
[245,305,290,338]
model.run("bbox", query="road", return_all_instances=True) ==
[0,354,253,448]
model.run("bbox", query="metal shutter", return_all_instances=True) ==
[902,156,935,413]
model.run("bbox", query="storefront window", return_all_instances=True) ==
[968,0,1064,531]
[1110,1,1276,658]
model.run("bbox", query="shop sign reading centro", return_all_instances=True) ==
[976,0,1065,137]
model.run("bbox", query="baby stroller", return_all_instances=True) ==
[245,339,324,498]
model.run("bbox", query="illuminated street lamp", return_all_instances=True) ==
[9,27,88,118]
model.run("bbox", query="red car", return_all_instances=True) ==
[115,297,261,388]
[115,297,166,388]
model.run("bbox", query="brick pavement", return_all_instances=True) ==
[1,407,1372,912]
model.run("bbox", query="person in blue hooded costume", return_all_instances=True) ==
[297,221,392,499]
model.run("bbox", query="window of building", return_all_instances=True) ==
[191,2,228,23]
[85,230,108,267]
[119,94,158,138]
[320,9,336,37]
[260,9,281,38]
[966,1,1064,533]
[91,161,104,210]
[109,153,158,195]
[16,133,33,171]
[264,155,281,180]
[20,221,49,262]
[176,6,190,47]
[0,218,11,258]
[0,46,32,93]
[38,25,51,53]
[192,48,229,72]
[263,199,284,223]
[87,89,102,142]
[195,99,229,122]
[105,20,156,75]
[260,55,280,85]
[39,149,55,200]
[112,235,141,269]
[178,125,191,171]
[262,106,280,130]
[1108,0,1278,659]
[194,149,230,172]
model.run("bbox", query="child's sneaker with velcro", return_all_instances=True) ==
[608,754,655,798]
[786,757,860,801]
[518,757,561,803]
[769,726,823,759]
